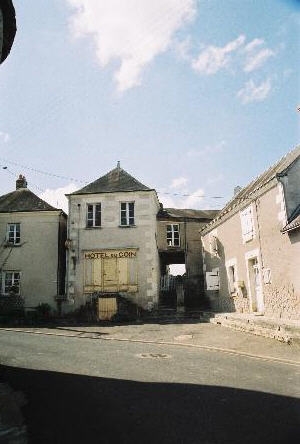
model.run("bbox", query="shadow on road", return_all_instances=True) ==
[0,364,299,444]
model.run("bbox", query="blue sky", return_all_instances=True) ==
[0,0,299,212]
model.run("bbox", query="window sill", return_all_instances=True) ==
[4,243,22,248]
[85,226,102,230]
[119,225,136,228]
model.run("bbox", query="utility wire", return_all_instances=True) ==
[1,158,227,200]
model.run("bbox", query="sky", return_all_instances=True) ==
[0,0,299,213]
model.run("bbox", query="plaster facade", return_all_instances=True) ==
[201,148,300,320]
[66,190,160,310]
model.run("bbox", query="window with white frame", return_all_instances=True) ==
[240,205,255,242]
[0,271,21,295]
[120,202,135,226]
[86,203,101,227]
[167,224,180,247]
[6,223,20,244]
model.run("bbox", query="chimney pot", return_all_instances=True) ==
[16,174,27,189]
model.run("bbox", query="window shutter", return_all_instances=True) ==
[206,270,220,290]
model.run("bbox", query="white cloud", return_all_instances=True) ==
[237,78,272,104]
[67,0,196,91]
[174,36,192,61]
[0,131,10,143]
[243,38,264,52]
[243,48,275,72]
[39,183,78,213]
[192,35,245,75]
[170,176,188,189]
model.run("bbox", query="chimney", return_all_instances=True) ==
[234,185,242,196]
[16,174,27,189]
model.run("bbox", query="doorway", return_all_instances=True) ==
[248,256,264,312]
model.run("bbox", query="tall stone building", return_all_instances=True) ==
[65,164,160,313]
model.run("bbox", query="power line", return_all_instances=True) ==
[0,158,227,200]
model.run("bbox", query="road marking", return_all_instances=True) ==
[1,327,300,367]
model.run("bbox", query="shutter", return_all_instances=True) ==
[206,270,220,290]
[93,259,102,287]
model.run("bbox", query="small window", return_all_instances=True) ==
[240,206,255,242]
[6,223,20,244]
[1,271,21,295]
[227,264,237,293]
[87,204,101,227]
[120,202,135,226]
[167,224,180,247]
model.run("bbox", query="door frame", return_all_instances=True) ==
[245,249,264,313]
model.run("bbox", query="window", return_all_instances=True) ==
[120,202,135,226]
[167,224,180,247]
[87,204,101,227]
[0,271,21,295]
[240,205,255,242]
[227,264,237,293]
[6,223,20,244]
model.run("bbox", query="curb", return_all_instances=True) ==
[2,327,300,368]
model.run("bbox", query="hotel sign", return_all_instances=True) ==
[84,249,137,260]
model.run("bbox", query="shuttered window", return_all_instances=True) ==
[240,206,255,242]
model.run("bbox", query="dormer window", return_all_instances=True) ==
[6,223,20,244]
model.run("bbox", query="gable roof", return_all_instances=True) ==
[0,188,59,213]
[157,207,220,221]
[201,145,300,234]
[70,166,153,195]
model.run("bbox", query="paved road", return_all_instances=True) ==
[0,329,300,443]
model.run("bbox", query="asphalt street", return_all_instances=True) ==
[0,328,300,443]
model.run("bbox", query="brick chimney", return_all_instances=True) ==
[16,174,27,189]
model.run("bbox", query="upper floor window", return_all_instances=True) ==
[6,223,20,244]
[87,204,101,227]
[120,202,135,226]
[240,205,255,242]
[0,271,21,295]
[167,224,180,247]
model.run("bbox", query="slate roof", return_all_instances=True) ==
[201,145,300,233]
[281,204,300,233]
[0,188,59,213]
[157,207,220,221]
[70,166,153,195]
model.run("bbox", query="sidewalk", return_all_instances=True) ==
[0,383,27,444]
[199,311,300,344]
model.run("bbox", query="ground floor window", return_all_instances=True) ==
[0,271,21,295]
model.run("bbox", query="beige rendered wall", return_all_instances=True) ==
[0,211,62,310]
[66,190,160,310]
[202,183,300,320]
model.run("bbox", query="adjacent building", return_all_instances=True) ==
[0,175,67,311]
[157,207,219,309]
[201,146,300,320]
